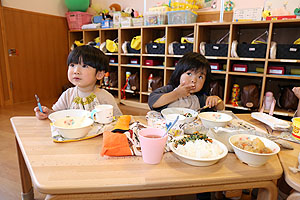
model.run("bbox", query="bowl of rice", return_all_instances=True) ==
[169,132,228,166]
[198,112,232,128]
[229,134,280,167]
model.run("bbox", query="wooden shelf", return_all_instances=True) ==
[121,53,141,56]
[229,57,266,62]
[109,63,118,66]
[211,70,226,74]
[266,74,300,79]
[142,54,165,57]
[105,53,118,56]
[68,20,300,116]
[141,92,151,96]
[120,64,140,68]
[206,56,228,60]
[166,67,175,70]
[225,104,251,111]
[142,65,164,69]
[268,58,300,63]
[167,55,183,58]
[228,72,264,77]
[103,87,119,91]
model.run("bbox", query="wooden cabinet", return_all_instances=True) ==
[69,20,300,116]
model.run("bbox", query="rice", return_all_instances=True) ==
[175,139,223,159]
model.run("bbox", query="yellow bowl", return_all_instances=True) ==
[292,117,300,140]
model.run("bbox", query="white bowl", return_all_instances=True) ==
[229,134,280,167]
[48,109,91,123]
[198,112,232,128]
[52,116,93,139]
[161,107,198,123]
[169,136,228,166]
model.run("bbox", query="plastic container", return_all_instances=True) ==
[121,17,132,27]
[144,11,167,26]
[167,10,197,25]
[132,18,144,26]
[66,11,93,30]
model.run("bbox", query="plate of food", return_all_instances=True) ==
[169,132,228,166]
[161,107,198,123]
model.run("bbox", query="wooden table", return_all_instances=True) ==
[11,115,283,200]
[238,114,300,196]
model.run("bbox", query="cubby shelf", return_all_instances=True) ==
[69,19,300,116]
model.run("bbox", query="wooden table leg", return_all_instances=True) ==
[257,180,278,200]
[16,138,34,200]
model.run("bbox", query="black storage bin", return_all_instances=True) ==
[276,44,300,59]
[173,43,193,55]
[146,43,165,54]
[237,44,267,58]
[205,44,228,57]
[126,43,140,54]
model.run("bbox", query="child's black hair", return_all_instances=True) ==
[168,52,211,94]
[67,45,109,73]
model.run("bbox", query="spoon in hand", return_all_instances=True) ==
[197,99,222,113]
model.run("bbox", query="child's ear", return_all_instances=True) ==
[96,70,105,80]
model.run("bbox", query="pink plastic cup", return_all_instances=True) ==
[139,128,168,164]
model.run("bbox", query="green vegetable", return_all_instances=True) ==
[173,132,212,148]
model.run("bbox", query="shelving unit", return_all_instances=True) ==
[68,19,300,116]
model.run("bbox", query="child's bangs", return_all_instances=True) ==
[67,49,97,68]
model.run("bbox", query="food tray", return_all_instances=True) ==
[251,112,290,131]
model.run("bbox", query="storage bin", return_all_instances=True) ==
[132,18,144,26]
[144,11,166,26]
[276,44,300,59]
[66,11,93,30]
[102,19,113,28]
[121,17,132,27]
[146,43,165,54]
[127,43,140,54]
[237,44,267,58]
[167,10,197,25]
[173,43,193,55]
[205,44,228,57]
[145,59,163,66]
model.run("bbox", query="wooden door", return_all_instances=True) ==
[0,1,11,105]
[3,7,69,103]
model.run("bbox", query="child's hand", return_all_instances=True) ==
[293,87,300,99]
[34,106,50,120]
[175,81,195,98]
[206,96,222,109]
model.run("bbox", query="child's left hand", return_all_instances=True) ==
[206,96,222,108]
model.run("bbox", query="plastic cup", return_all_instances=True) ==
[139,128,168,164]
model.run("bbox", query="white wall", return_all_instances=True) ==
[2,0,265,17]
[2,0,68,16]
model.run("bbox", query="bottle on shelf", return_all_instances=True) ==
[148,73,153,92]
[104,72,110,86]
[125,71,131,90]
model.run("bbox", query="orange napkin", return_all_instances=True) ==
[112,115,131,133]
[100,131,132,156]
